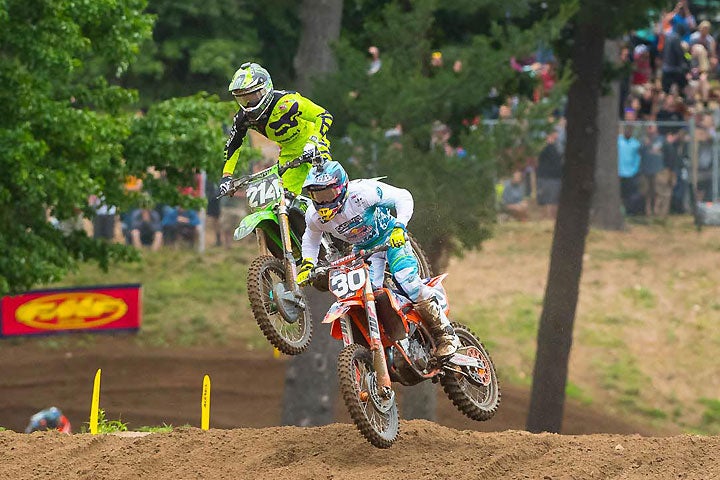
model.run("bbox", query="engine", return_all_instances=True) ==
[388,326,433,386]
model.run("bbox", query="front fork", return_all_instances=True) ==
[276,196,300,294]
[363,279,393,396]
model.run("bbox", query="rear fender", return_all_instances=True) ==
[424,273,450,315]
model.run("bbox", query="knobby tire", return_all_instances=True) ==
[247,255,312,355]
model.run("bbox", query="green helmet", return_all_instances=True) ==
[228,62,274,121]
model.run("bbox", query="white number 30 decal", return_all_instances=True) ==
[330,268,366,298]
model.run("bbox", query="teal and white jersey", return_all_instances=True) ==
[302,179,414,263]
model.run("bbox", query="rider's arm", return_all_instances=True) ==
[373,181,414,229]
[301,213,324,264]
[222,112,249,177]
[297,95,333,143]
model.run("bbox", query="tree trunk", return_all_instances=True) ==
[399,382,437,421]
[526,15,605,434]
[281,289,341,426]
[591,39,626,230]
[293,0,344,93]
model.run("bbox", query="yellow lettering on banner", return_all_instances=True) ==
[15,293,128,330]
[90,368,101,434]
[201,375,211,430]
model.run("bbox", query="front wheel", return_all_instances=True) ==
[338,344,399,448]
[440,322,500,421]
[247,255,312,355]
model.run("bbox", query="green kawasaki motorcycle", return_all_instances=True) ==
[219,152,432,356]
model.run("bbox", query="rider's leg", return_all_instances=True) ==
[388,244,457,357]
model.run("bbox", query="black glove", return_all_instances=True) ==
[218,176,233,196]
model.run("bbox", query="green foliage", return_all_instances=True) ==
[622,285,657,309]
[311,0,572,262]
[699,398,720,433]
[82,409,128,434]
[137,423,174,432]
[56,246,258,347]
[0,0,153,295]
[126,0,262,102]
[122,94,239,209]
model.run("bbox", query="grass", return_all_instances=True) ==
[30,216,720,435]
[137,424,176,433]
[49,245,261,349]
[444,216,720,434]
[81,409,128,434]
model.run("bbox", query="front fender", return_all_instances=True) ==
[323,299,364,341]
[234,210,278,240]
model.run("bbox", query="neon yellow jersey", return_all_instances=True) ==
[223,90,333,193]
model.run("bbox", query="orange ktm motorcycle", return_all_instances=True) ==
[309,244,500,448]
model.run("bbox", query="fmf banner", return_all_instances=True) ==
[0,284,141,337]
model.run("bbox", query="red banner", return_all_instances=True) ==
[0,284,142,337]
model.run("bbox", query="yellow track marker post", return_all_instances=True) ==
[273,348,281,359]
[201,374,211,430]
[89,368,101,434]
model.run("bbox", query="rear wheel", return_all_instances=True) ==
[247,255,312,355]
[407,231,432,278]
[440,322,500,421]
[338,344,399,448]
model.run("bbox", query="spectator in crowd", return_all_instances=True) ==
[687,43,711,105]
[500,170,529,221]
[89,195,117,241]
[661,17,690,96]
[430,51,443,69]
[656,93,684,135]
[536,130,563,219]
[205,176,222,247]
[689,20,716,70]
[220,191,247,248]
[430,121,454,156]
[367,46,382,75]
[632,45,653,86]
[128,207,163,251]
[639,123,665,216]
[25,407,71,434]
[618,124,642,214]
[694,112,716,200]
[161,206,201,247]
[656,129,681,217]
[636,84,658,120]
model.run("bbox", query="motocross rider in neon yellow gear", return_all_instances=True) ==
[220,62,333,195]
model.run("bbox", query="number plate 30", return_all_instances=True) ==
[330,268,366,299]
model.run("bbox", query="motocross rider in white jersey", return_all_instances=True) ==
[296,160,458,357]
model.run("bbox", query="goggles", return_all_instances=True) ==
[308,184,343,205]
[232,87,267,109]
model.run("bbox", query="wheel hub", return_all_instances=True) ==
[272,283,303,323]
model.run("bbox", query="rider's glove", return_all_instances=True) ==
[388,224,406,248]
[304,136,320,156]
[218,176,233,196]
[296,258,315,285]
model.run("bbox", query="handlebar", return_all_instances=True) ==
[217,151,324,199]
[305,244,389,285]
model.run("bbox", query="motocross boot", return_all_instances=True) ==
[414,297,457,358]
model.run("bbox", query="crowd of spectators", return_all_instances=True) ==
[617,1,720,216]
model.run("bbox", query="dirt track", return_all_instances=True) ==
[2,422,718,480]
[3,338,716,479]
